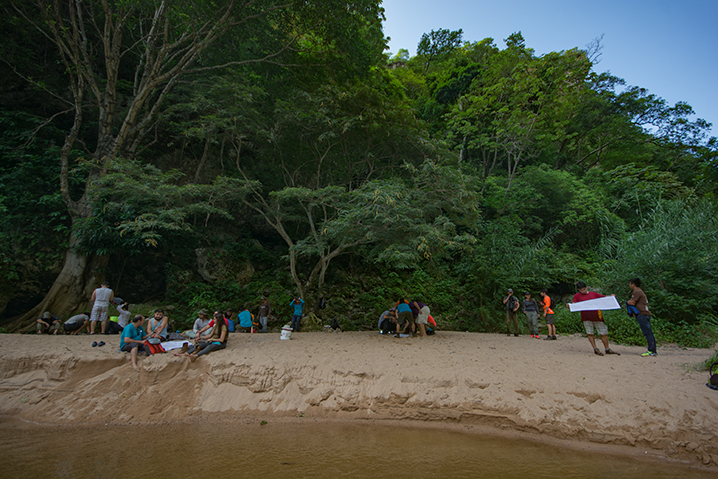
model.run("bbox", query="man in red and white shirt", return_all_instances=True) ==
[569,281,620,356]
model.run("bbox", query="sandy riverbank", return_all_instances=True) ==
[0,331,716,467]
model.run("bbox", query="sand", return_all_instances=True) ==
[0,331,716,467]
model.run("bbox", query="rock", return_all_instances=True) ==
[195,248,255,283]
[685,442,700,452]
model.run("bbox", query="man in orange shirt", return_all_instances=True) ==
[540,289,557,340]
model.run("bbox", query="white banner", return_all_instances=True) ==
[568,296,620,312]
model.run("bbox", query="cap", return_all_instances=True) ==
[43,311,51,318]
[261,296,266,300]
[507,288,513,293]
[524,291,530,295]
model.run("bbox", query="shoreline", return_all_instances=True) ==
[1,331,716,468]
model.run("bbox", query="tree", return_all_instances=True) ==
[417,28,463,72]
[4,0,386,326]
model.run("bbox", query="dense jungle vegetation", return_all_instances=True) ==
[1,1,717,352]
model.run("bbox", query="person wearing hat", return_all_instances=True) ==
[503,288,520,336]
[258,296,271,333]
[522,292,540,338]
[36,311,61,335]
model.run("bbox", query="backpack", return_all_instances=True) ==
[330,318,341,331]
[626,301,641,318]
[144,339,166,355]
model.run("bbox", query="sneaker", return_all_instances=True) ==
[551,335,557,340]
[594,348,604,356]
[543,336,551,340]
[641,351,657,357]
[605,348,620,355]
[514,333,519,337]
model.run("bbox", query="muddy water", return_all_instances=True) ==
[0,419,713,479]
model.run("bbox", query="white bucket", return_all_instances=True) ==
[280,326,292,340]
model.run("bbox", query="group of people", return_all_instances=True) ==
[378,300,433,338]
[503,279,657,357]
[36,277,659,364]
[503,289,556,340]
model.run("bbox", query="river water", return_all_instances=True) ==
[1,419,713,478]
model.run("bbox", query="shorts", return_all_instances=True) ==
[583,320,608,336]
[416,306,430,325]
[90,305,109,322]
[398,311,414,326]
[545,313,555,325]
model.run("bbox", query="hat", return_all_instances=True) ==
[524,291,530,295]
[43,311,51,318]
[197,309,208,316]
[261,296,266,300]
[507,288,513,293]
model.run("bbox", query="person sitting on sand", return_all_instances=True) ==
[63,313,90,335]
[147,308,169,340]
[120,315,150,370]
[178,311,228,362]
[224,308,236,331]
[187,310,212,338]
[36,311,61,335]
[237,308,253,332]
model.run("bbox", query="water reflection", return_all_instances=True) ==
[0,419,711,479]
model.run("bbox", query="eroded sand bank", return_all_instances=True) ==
[0,331,716,467]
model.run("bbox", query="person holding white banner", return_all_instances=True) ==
[568,281,620,356]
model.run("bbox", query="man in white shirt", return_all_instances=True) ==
[89,281,114,335]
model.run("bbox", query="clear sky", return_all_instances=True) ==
[382,0,717,136]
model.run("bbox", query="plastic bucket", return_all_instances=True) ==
[227,319,235,332]
[280,327,292,340]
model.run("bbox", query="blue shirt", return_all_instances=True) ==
[120,323,146,349]
[396,302,411,313]
[290,299,304,316]
[238,310,253,328]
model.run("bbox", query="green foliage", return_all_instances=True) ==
[599,199,718,324]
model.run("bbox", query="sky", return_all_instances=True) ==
[381,0,717,136]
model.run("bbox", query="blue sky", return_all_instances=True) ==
[382,0,717,136]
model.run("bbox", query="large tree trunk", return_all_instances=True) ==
[6,228,108,332]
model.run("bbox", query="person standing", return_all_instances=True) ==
[628,278,657,357]
[258,296,271,333]
[410,300,430,338]
[540,290,557,340]
[89,281,114,335]
[290,296,304,332]
[568,281,620,356]
[503,288,520,336]
[522,292,540,338]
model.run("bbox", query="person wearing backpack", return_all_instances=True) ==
[540,290,557,340]
[522,292,540,338]
[503,288,520,336]
[628,278,657,357]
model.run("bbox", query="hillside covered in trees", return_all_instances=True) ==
[1,1,716,348]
